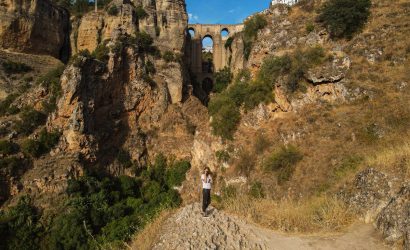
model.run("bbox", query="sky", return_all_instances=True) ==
[186,0,271,25]
[186,0,271,48]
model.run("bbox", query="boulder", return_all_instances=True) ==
[341,168,392,223]
[376,184,410,246]
[305,52,351,85]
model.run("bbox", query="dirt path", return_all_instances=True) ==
[153,203,388,250]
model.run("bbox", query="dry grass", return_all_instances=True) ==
[365,141,410,179]
[130,209,175,250]
[221,195,356,234]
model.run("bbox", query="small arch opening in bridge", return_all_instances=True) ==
[202,35,214,73]
[202,77,214,95]
[221,28,229,39]
[187,28,195,38]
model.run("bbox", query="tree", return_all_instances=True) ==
[318,0,371,39]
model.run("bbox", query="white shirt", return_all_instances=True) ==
[201,174,212,189]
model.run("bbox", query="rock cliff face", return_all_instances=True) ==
[0,0,70,60]
[73,0,188,54]
[51,48,162,168]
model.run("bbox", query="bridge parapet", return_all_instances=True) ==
[187,24,244,40]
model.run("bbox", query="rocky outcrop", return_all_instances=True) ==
[51,48,155,165]
[341,169,410,247]
[73,0,188,54]
[50,35,194,173]
[376,185,410,248]
[151,0,188,52]
[0,0,70,60]
[305,52,351,85]
[341,168,392,222]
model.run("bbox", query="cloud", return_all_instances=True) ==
[188,13,199,21]
[228,9,236,13]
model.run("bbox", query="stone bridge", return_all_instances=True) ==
[185,24,244,97]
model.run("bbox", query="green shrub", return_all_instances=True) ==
[258,46,326,93]
[0,196,43,250]
[249,181,265,198]
[243,14,267,59]
[214,67,233,93]
[135,6,148,19]
[257,55,292,86]
[2,60,32,74]
[50,154,187,249]
[306,23,315,33]
[69,49,92,67]
[117,148,133,168]
[48,209,91,249]
[14,108,47,135]
[208,94,241,140]
[243,80,274,110]
[234,69,251,84]
[236,150,256,176]
[333,156,363,179]
[37,65,65,114]
[244,14,267,41]
[131,32,156,54]
[318,0,371,39]
[0,140,18,155]
[359,123,382,143]
[166,160,191,187]
[142,181,162,202]
[216,150,230,163]
[107,5,118,16]
[0,93,20,116]
[21,129,60,158]
[0,156,26,173]
[92,42,110,62]
[243,40,253,61]
[144,60,156,75]
[21,139,41,158]
[162,51,175,63]
[222,185,237,199]
[263,145,303,184]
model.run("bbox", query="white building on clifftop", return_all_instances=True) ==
[271,0,299,5]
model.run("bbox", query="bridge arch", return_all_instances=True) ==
[221,28,229,38]
[187,27,196,38]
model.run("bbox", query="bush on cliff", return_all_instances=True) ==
[214,67,233,93]
[14,107,47,136]
[107,5,118,16]
[48,154,190,249]
[38,65,65,114]
[263,145,303,184]
[318,0,371,39]
[243,14,267,60]
[2,60,32,75]
[0,93,20,116]
[0,196,43,250]
[0,140,19,155]
[21,129,61,158]
[208,94,241,140]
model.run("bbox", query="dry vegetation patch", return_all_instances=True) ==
[131,209,176,250]
[219,195,356,233]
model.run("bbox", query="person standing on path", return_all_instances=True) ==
[201,167,212,216]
